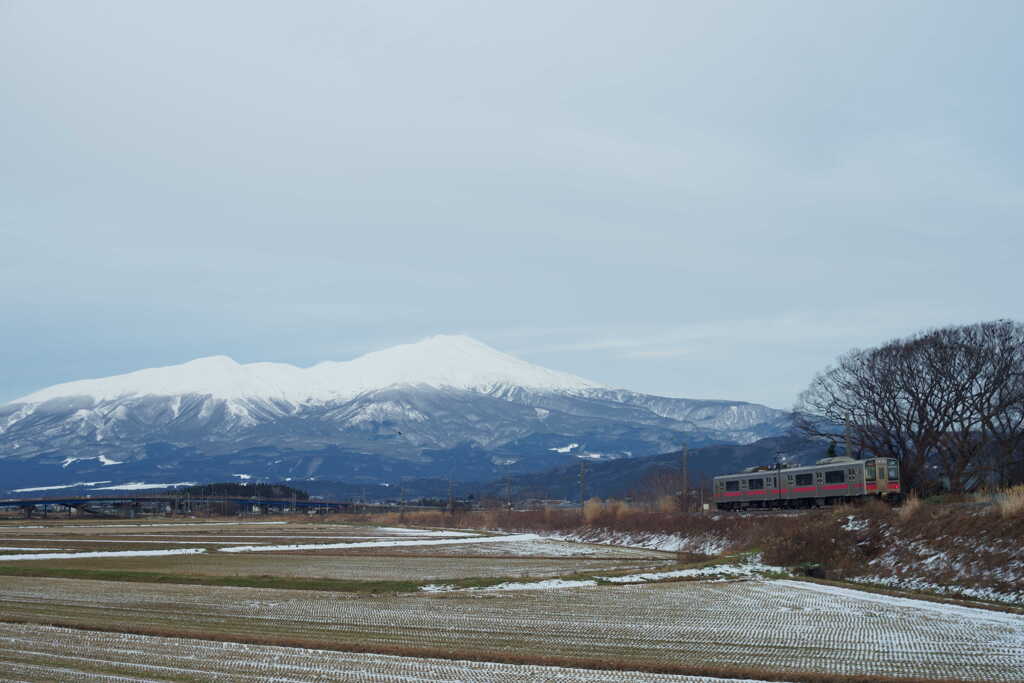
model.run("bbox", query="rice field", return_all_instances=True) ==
[0,520,666,559]
[0,622,774,682]
[0,573,1021,680]
[0,519,1021,681]
[8,551,663,581]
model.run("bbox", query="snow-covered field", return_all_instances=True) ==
[0,622,778,682]
[1,520,1021,680]
[0,523,669,561]
[1,574,1021,680]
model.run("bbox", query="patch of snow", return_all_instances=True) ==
[776,579,1024,626]
[600,559,786,584]
[91,482,196,491]
[548,443,579,454]
[546,529,729,556]
[60,455,121,467]
[218,533,540,554]
[0,548,207,561]
[12,481,112,493]
[0,537,262,546]
[42,528,288,532]
[232,474,251,480]
[849,575,1024,606]
[480,578,597,591]
[374,527,478,538]
[419,583,457,592]
[842,515,868,532]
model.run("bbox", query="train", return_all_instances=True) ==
[713,456,901,510]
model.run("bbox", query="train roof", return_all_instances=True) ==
[713,459,879,480]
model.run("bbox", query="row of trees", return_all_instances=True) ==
[795,320,1024,494]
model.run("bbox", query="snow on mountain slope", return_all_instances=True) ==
[10,335,603,406]
[311,335,604,399]
[0,336,796,492]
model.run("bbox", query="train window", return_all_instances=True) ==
[825,470,845,484]
[725,480,739,491]
[865,462,876,481]
[888,461,899,480]
[795,473,813,486]
[748,478,764,490]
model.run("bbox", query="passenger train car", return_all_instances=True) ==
[713,456,901,510]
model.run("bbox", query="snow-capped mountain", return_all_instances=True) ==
[0,335,791,493]
[13,336,602,405]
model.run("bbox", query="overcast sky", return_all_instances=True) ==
[2,1,1022,409]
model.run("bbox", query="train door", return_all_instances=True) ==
[865,460,877,493]
[886,459,900,495]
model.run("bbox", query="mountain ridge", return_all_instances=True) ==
[0,335,793,494]
[10,335,604,405]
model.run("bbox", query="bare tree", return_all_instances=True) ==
[795,320,1024,494]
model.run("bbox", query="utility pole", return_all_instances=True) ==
[680,445,689,514]
[399,483,406,523]
[579,461,587,510]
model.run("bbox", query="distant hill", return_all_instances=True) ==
[473,435,830,502]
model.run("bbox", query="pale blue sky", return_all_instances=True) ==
[2,1,1022,409]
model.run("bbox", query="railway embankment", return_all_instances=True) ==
[363,488,1024,606]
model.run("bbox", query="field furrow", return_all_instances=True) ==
[0,622,775,682]
[0,575,1020,680]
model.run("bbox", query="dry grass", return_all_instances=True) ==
[349,496,1024,601]
[898,491,922,522]
[997,485,1024,518]
[582,497,605,524]
[655,495,679,514]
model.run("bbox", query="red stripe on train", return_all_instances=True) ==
[888,482,900,490]
[822,484,849,491]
